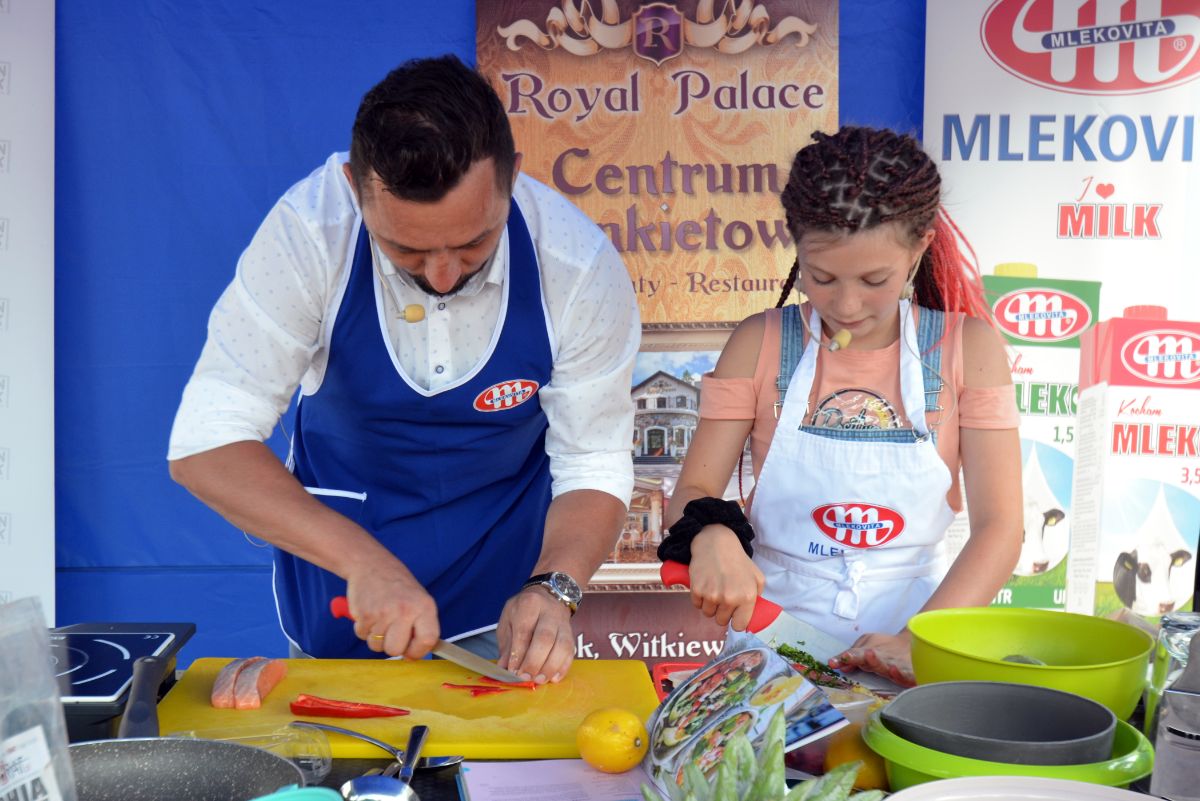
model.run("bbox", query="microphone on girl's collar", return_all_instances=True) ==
[402,304,425,323]
[791,296,851,352]
[828,329,852,351]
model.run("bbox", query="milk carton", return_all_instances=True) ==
[982,264,1102,610]
[1066,306,1200,623]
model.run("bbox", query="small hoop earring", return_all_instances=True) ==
[900,258,921,301]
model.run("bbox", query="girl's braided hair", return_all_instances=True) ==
[774,126,988,319]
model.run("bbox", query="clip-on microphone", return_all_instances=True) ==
[828,329,852,351]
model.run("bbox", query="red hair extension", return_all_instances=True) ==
[920,207,990,320]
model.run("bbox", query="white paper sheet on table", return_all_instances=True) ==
[459,759,645,801]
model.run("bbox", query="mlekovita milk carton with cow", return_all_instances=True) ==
[984,264,1102,610]
[1066,306,1200,625]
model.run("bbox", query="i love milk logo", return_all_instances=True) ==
[993,288,1092,342]
[982,0,1200,95]
[1120,329,1200,384]
[473,379,540,412]
[811,503,905,549]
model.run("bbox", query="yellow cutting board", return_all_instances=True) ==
[157,658,659,759]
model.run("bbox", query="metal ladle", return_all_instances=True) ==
[391,724,430,800]
[291,721,461,770]
[339,772,406,801]
[339,725,429,801]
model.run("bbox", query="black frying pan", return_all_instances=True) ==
[69,656,304,801]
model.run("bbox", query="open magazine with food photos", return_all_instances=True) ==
[642,630,849,796]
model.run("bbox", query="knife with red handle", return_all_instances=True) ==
[659,560,850,664]
[329,596,524,683]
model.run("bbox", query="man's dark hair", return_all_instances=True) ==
[348,55,516,202]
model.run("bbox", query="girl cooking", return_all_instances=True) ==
[660,126,1023,685]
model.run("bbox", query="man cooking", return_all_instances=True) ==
[168,55,639,684]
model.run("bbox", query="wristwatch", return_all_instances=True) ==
[521,571,583,616]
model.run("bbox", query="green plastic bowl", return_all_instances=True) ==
[862,711,1154,791]
[908,608,1154,719]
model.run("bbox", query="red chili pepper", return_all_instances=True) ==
[441,682,515,696]
[289,693,410,718]
[477,676,537,690]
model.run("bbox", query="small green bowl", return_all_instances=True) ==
[862,711,1154,791]
[908,608,1154,719]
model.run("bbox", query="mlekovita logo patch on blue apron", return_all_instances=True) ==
[472,379,541,412]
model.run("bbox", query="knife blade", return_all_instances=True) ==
[329,596,525,683]
[659,560,850,663]
[430,639,526,683]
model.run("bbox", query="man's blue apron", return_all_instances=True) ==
[275,202,553,658]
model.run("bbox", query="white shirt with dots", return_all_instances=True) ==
[168,153,639,504]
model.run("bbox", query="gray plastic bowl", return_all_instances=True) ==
[881,681,1117,766]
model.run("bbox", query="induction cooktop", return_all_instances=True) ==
[53,629,180,703]
[51,622,195,741]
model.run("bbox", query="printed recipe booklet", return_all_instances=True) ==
[641,630,849,797]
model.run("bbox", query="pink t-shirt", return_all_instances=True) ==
[700,307,1019,512]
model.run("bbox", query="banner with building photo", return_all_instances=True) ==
[477,1,839,585]
[0,0,56,619]
[925,0,1200,612]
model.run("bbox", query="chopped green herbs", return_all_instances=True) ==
[775,643,852,689]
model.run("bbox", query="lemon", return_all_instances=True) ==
[823,723,888,791]
[576,707,650,773]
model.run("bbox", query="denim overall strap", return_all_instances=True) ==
[915,306,946,444]
[776,304,802,416]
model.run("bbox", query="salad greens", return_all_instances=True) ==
[640,708,882,801]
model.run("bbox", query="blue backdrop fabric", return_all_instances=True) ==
[53,0,926,664]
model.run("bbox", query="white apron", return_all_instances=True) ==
[747,301,956,645]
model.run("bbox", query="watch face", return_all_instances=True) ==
[550,572,583,603]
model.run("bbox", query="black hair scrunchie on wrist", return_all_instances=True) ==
[657,497,755,565]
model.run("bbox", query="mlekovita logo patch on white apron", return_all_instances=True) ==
[810,502,906,549]
[472,379,540,412]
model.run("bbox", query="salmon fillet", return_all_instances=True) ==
[233,658,288,709]
[210,657,265,709]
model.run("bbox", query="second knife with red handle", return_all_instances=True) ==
[659,559,850,664]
